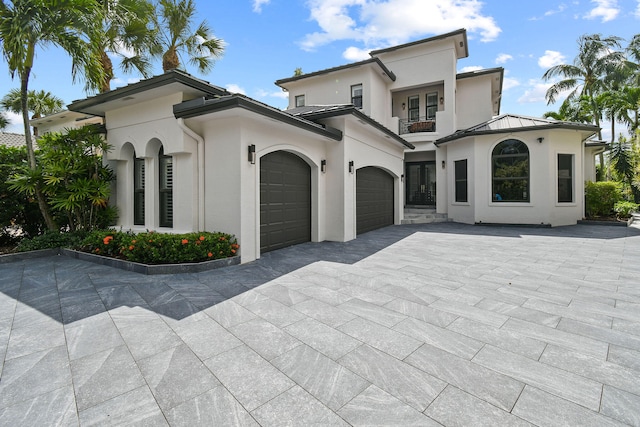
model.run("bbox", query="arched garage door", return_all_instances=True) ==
[260,151,311,253]
[356,166,394,234]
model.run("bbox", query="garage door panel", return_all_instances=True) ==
[260,151,311,253]
[356,167,394,235]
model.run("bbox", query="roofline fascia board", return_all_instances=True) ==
[456,67,504,80]
[173,96,343,141]
[435,124,599,146]
[300,107,414,149]
[369,28,468,58]
[275,58,396,87]
[68,70,228,115]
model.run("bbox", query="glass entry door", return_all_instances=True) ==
[406,161,436,206]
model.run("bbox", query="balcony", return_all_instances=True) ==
[399,117,436,135]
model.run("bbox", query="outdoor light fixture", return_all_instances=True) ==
[248,144,256,164]
[321,159,327,173]
[349,161,354,174]
[401,102,406,110]
[441,160,446,169]
[439,97,444,105]
[401,174,404,182]
[537,137,544,144]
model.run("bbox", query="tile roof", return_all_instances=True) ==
[0,132,29,148]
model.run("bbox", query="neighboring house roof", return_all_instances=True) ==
[173,94,343,141]
[435,114,599,146]
[286,105,415,149]
[30,110,101,128]
[369,28,469,59]
[68,69,229,116]
[0,132,29,148]
[275,58,396,87]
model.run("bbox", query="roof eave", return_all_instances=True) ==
[173,96,343,141]
[275,58,396,88]
[435,124,599,146]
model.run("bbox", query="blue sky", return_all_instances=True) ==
[2,0,640,138]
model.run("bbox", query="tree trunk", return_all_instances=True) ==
[100,50,113,93]
[162,46,180,72]
[21,67,57,231]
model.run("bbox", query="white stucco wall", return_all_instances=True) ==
[456,76,496,130]
[444,130,586,227]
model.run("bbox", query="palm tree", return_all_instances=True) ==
[543,96,593,123]
[543,34,626,141]
[0,0,105,231]
[1,89,64,136]
[0,111,9,131]
[96,0,159,92]
[154,0,224,73]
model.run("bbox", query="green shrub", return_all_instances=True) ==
[585,181,624,217]
[79,230,239,264]
[16,230,86,252]
[614,201,639,218]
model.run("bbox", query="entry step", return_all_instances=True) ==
[402,208,450,224]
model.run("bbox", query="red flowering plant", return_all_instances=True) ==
[79,230,238,264]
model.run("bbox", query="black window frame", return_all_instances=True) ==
[159,146,173,228]
[133,156,145,226]
[295,94,305,107]
[491,139,530,203]
[426,92,438,120]
[454,159,468,203]
[351,84,363,109]
[408,95,419,122]
[557,153,573,203]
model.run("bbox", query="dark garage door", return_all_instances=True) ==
[356,166,394,234]
[260,151,311,253]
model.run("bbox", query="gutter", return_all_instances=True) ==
[177,118,205,231]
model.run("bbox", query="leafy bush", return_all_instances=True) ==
[614,201,639,218]
[585,181,624,217]
[79,230,239,264]
[16,230,87,252]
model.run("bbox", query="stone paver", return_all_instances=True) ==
[1,222,640,425]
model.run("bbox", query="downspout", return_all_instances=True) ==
[177,118,205,231]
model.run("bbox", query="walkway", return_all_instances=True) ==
[0,222,639,425]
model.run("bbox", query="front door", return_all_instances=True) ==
[405,161,436,206]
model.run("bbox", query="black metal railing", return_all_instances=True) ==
[399,117,436,134]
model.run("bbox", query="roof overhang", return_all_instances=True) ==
[436,123,599,146]
[30,110,100,127]
[370,28,468,59]
[68,70,229,117]
[173,95,343,141]
[275,58,396,89]
[288,105,414,150]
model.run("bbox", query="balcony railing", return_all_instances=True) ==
[399,117,436,135]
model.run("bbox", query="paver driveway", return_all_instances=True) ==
[1,222,639,426]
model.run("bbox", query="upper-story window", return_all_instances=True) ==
[295,94,305,107]
[351,84,363,108]
[426,92,438,119]
[492,139,529,202]
[408,95,419,121]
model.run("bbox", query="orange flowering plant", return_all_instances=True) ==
[80,230,238,264]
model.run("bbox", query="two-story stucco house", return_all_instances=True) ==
[58,28,604,263]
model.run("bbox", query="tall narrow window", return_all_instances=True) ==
[295,94,305,107]
[558,154,573,203]
[159,147,173,227]
[492,139,529,202]
[134,156,145,225]
[408,95,419,121]
[426,92,438,119]
[351,84,363,108]
[454,159,468,203]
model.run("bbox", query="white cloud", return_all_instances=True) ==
[226,84,246,95]
[538,50,565,68]
[636,0,640,17]
[256,88,288,100]
[517,80,551,104]
[545,4,567,16]
[112,77,141,88]
[495,53,513,64]
[458,66,484,73]
[502,77,520,91]
[253,0,270,13]
[584,0,619,22]
[3,111,25,133]
[343,46,371,61]
[299,0,501,53]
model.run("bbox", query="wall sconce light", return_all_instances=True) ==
[401,102,406,110]
[441,160,446,169]
[321,159,327,173]
[537,137,544,144]
[401,174,404,182]
[248,144,256,164]
[348,160,354,174]
[439,97,444,105]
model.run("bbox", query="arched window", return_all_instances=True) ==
[159,146,173,227]
[492,139,529,202]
